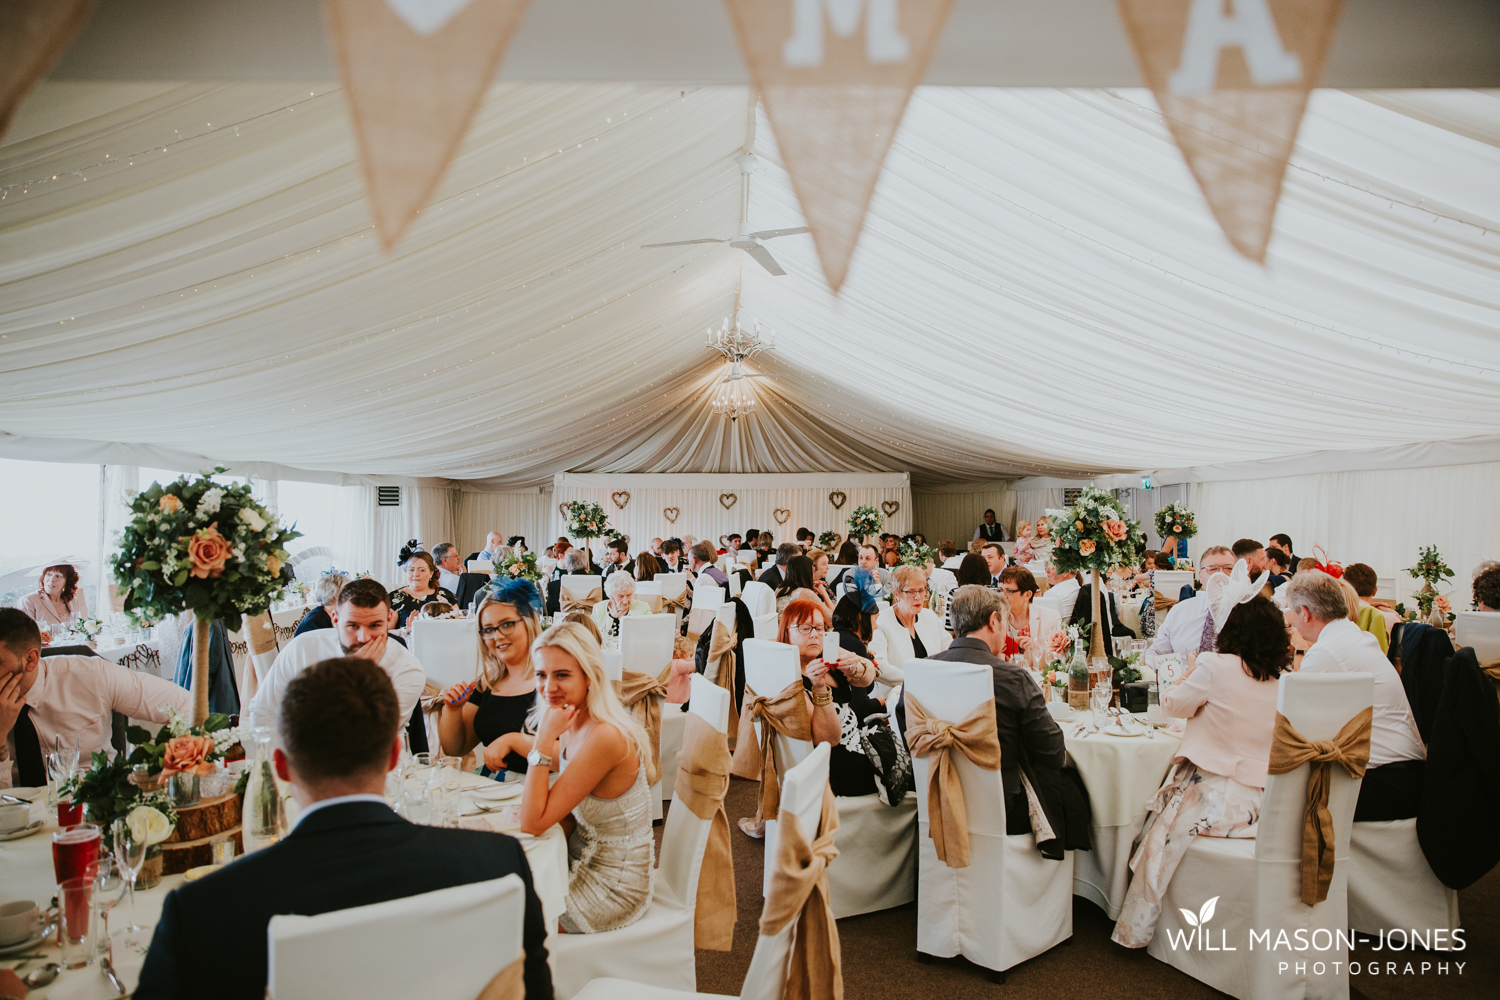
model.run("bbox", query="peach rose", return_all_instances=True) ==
[1103,519,1128,542]
[1172,524,1182,533]
[266,554,281,577]
[1435,595,1451,615]
[159,494,182,513]
[1048,630,1070,653]
[1079,539,1097,556]
[1075,520,1084,532]
[161,734,216,776]
[187,525,232,579]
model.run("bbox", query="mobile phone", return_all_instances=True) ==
[822,633,841,664]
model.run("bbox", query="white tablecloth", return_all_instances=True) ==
[0,777,568,997]
[1064,715,1181,920]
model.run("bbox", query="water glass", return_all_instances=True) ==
[1146,683,1163,723]
[57,877,96,969]
[92,857,122,960]
[1091,680,1112,725]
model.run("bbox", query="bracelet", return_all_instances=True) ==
[810,688,833,707]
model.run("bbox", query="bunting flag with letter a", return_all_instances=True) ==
[0,0,96,143]
[324,0,534,248]
[722,0,955,292]
[1116,0,1344,261]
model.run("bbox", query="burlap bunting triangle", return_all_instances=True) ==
[722,0,956,292]
[323,0,534,248]
[1116,0,1344,261]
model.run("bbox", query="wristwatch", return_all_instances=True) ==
[527,748,552,769]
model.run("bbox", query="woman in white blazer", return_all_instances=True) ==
[998,566,1060,669]
[874,565,951,685]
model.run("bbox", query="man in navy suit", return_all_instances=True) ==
[136,657,552,1000]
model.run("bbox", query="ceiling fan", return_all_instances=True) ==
[641,155,809,276]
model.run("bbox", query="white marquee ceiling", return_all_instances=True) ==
[0,82,1496,488]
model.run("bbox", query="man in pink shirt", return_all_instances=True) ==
[0,608,191,788]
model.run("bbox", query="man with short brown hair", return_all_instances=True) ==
[137,657,552,1000]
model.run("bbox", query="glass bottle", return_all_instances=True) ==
[241,726,285,855]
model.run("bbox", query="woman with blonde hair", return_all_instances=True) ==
[436,578,542,777]
[874,564,952,685]
[521,621,654,933]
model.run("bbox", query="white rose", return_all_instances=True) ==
[238,507,266,532]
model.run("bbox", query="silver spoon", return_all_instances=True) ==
[23,962,61,988]
[100,956,127,996]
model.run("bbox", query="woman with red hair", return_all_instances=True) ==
[16,563,88,628]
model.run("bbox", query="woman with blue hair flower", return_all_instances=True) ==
[436,577,543,777]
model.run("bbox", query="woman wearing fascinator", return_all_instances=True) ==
[388,540,458,627]
[1112,559,1290,948]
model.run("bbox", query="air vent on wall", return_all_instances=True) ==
[377,486,401,507]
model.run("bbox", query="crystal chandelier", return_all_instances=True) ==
[711,381,756,421]
[705,316,776,363]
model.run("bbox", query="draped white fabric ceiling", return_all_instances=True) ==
[1,82,1497,489]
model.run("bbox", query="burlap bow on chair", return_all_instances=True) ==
[475,956,525,1000]
[617,670,668,786]
[903,694,1003,868]
[1481,659,1500,709]
[730,680,813,832]
[1266,707,1373,906]
[760,785,843,1000]
[673,712,736,950]
[557,586,603,615]
[705,619,740,733]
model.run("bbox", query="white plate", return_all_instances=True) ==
[1103,725,1144,738]
[0,819,45,842]
[467,781,524,801]
[0,926,49,955]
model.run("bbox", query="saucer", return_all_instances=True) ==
[468,781,524,801]
[0,819,45,842]
[1103,725,1144,738]
[0,926,49,955]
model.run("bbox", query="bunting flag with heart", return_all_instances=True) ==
[0,0,97,143]
[1116,0,1344,262]
[722,0,956,292]
[324,0,534,248]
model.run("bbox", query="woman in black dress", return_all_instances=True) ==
[388,546,457,627]
[436,577,541,778]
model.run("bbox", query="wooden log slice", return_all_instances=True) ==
[165,793,242,844]
[160,827,244,875]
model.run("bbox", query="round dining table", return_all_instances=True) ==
[0,770,568,998]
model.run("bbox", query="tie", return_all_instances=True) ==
[11,704,45,788]
[1198,605,1218,654]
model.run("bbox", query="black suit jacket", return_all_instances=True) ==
[135,802,552,1000]
[758,565,784,590]
[1069,583,1135,658]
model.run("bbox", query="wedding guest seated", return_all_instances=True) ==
[944,553,991,632]
[431,542,465,593]
[1011,521,1035,564]
[975,508,1009,543]
[896,586,1065,835]
[1267,533,1298,574]
[1043,563,1081,617]
[937,539,962,570]
[15,563,90,630]
[835,540,860,565]
[649,537,665,558]
[1112,578,1291,948]
[689,540,727,587]
[982,543,1007,587]
[1476,566,1500,612]
[519,623,654,933]
[1344,562,1399,631]
[724,533,743,558]
[600,537,635,583]
[999,566,1060,669]
[136,656,553,1000]
[294,571,347,637]
[774,554,825,617]
[660,538,688,574]
[1145,546,1235,665]
[1067,570,1136,658]
[1265,546,1292,586]
[388,547,457,628]
[465,531,506,565]
[1287,571,1425,821]
[437,580,543,779]
[874,565,951,685]
[880,548,901,570]
[249,579,426,727]
[592,572,651,638]
[757,542,800,589]
[547,549,588,616]
[796,527,815,552]
[633,551,662,582]
[0,609,190,788]
[1029,516,1054,564]
[665,635,697,705]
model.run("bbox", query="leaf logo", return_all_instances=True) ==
[1179,896,1219,927]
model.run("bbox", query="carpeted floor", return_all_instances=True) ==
[650,777,1494,999]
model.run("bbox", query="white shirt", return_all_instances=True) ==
[1145,594,1212,666]
[437,568,462,594]
[7,655,192,786]
[248,630,427,730]
[1298,619,1425,767]
[942,556,963,570]
[1047,577,1081,620]
[928,567,958,596]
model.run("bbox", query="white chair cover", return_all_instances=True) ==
[824,565,848,589]
[467,558,495,573]
[659,709,686,805]
[745,640,916,919]
[904,660,1072,976]
[736,549,758,565]
[691,583,724,611]
[1152,570,1195,596]
[728,571,742,597]
[657,572,690,628]
[1453,610,1500,663]
[740,581,776,620]
[560,574,603,605]
[601,649,623,682]
[621,614,676,678]
[549,676,731,1000]
[1348,819,1459,936]
[1147,672,1374,1000]
[268,875,525,1000]
[408,617,479,689]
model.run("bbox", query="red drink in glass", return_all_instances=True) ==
[57,799,84,828]
[52,824,100,885]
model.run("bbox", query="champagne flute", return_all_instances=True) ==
[55,732,81,777]
[111,819,147,933]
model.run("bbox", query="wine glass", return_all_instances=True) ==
[93,856,123,957]
[54,732,81,780]
[111,818,148,933]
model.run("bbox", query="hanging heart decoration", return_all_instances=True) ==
[558,503,569,518]
[773,508,792,525]
[719,493,738,510]
[611,490,631,510]
[719,534,731,549]
[828,491,847,510]
[663,507,680,523]
[881,500,901,518]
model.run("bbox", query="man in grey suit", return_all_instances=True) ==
[897,585,1066,835]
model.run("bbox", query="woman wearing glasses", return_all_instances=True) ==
[873,565,951,686]
[436,578,542,778]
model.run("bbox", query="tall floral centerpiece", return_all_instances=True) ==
[847,505,882,543]
[496,549,541,583]
[1046,488,1146,661]
[898,538,934,568]
[1404,545,1455,628]
[113,469,299,724]
[565,501,611,569]
[817,530,841,553]
[1153,502,1197,559]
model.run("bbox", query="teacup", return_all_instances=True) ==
[0,800,30,833]
[0,900,44,946]
[1046,702,1074,721]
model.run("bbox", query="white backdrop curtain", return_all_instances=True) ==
[551,473,910,553]
[1193,461,1500,605]
[911,481,1016,547]
[1015,489,1067,531]
[454,490,552,560]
